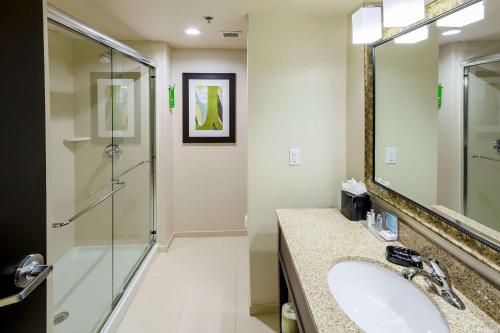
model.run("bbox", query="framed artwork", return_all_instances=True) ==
[91,72,141,142]
[182,73,236,143]
[97,78,135,137]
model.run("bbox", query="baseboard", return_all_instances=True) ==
[174,229,248,238]
[249,303,280,316]
[159,233,176,253]
[157,230,247,253]
[100,243,159,333]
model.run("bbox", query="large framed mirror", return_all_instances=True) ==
[367,0,500,267]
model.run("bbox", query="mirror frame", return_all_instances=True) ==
[365,0,499,271]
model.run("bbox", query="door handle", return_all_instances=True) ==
[0,254,52,308]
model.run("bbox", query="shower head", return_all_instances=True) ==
[99,52,110,64]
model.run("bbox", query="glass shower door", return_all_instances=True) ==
[48,22,114,332]
[48,13,156,332]
[465,60,500,233]
[110,50,155,300]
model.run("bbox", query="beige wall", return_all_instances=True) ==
[374,35,439,207]
[346,11,366,181]
[247,11,347,307]
[170,49,248,233]
[50,35,249,252]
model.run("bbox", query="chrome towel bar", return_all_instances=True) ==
[472,155,500,163]
[52,182,126,228]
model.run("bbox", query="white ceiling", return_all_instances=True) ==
[47,0,359,49]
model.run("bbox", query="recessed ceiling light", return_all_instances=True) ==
[185,28,200,36]
[442,29,462,36]
[436,1,484,27]
[394,26,429,44]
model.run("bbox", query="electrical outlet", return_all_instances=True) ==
[289,148,300,166]
[385,147,397,164]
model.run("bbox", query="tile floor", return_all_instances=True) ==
[116,236,279,333]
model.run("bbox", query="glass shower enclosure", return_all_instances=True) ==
[464,57,500,234]
[46,7,156,332]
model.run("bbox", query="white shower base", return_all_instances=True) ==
[53,244,153,333]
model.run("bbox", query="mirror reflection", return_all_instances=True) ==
[374,0,500,245]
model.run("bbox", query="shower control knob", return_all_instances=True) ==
[105,144,122,158]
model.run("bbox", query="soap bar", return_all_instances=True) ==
[379,230,397,241]
[385,246,423,268]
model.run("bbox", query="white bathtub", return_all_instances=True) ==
[53,244,150,333]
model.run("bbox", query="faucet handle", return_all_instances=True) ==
[401,255,465,310]
[419,256,454,290]
[422,256,448,276]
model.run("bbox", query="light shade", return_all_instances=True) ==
[436,1,484,27]
[383,0,425,28]
[352,7,382,44]
[394,26,429,44]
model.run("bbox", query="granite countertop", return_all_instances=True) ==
[276,208,498,333]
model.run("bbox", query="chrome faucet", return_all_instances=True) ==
[402,256,465,310]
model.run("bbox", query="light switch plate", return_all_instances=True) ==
[289,148,300,166]
[385,147,397,164]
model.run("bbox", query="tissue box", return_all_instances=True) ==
[341,190,371,221]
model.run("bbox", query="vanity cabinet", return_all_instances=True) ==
[278,226,318,333]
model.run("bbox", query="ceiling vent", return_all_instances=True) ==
[221,31,242,38]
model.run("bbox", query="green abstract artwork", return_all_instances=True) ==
[182,73,235,143]
[194,85,223,131]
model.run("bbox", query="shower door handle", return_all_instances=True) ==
[52,181,127,228]
[494,139,500,153]
[0,254,52,308]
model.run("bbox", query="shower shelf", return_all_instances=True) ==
[63,137,90,143]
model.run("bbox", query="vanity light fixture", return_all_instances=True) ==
[383,0,425,28]
[442,29,462,36]
[352,6,382,44]
[185,28,201,36]
[436,1,484,27]
[394,26,429,44]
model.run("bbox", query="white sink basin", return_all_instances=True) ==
[327,260,449,333]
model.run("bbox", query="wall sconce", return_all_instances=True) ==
[352,6,382,44]
[383,0,425,27]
